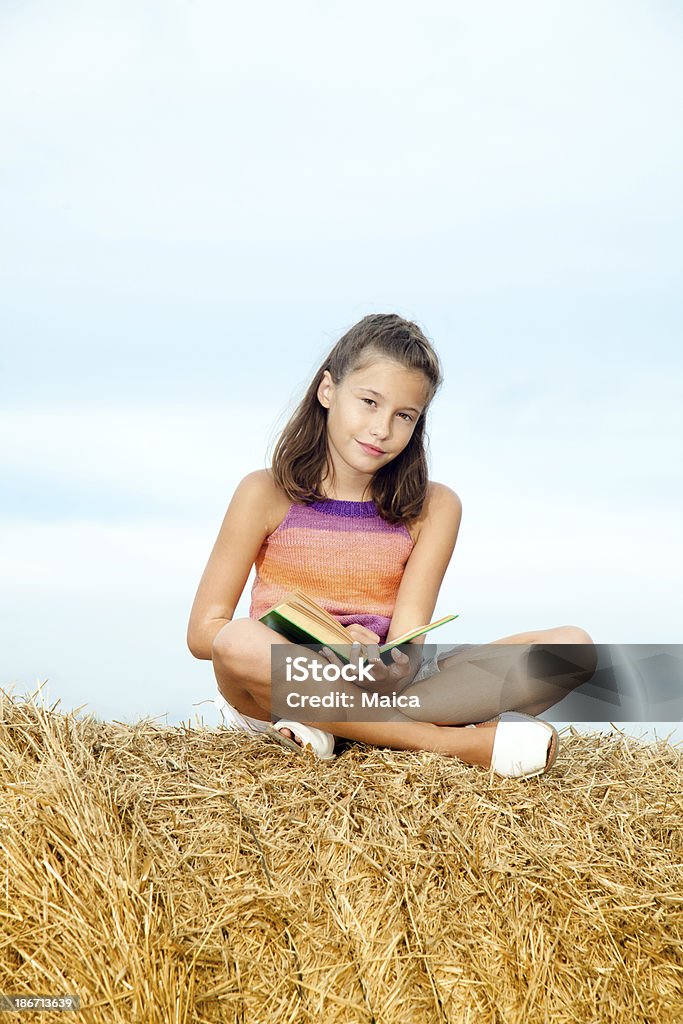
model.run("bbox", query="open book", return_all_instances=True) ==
[259,588,459,665]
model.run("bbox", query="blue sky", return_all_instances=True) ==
[1,1,681,745]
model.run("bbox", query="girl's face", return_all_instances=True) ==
[317,357,429,489]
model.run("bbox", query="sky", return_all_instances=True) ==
[1,0,681,746]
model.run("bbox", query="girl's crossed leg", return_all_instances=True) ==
[424,626,597,723]
[211,619,596,768]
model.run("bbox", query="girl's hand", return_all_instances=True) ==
[345,623,382,664]
[320,642,418,694]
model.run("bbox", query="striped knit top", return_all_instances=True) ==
[248,498,415,644]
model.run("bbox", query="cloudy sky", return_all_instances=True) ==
[1,1,681,745]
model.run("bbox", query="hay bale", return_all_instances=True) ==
[1,687,682,1023]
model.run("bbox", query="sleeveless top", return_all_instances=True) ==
[248,498,415,644]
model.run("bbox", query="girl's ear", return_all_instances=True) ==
[317,370,335,409]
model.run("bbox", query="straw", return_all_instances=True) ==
[1,687,681,1023]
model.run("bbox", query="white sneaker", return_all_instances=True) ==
[489,711,559,778]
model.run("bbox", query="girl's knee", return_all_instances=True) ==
[548,625,594,646]
[211,617,262,667]
[538,626,597,683]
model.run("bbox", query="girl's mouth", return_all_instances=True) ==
[357,440,386,456]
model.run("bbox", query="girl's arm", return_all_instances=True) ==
[384,482,462,647]
[187,470,276,659]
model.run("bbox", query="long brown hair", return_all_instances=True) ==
[269,313,443,524]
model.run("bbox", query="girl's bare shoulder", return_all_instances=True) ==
[406,481,462,545]
[237,468,294,536]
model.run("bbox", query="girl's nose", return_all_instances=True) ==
[371,418,392,441]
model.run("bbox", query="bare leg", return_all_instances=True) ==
[414,626,598,723]
[485,626,597,716]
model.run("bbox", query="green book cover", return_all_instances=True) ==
[259,606,459,666]
[259,607,347,658]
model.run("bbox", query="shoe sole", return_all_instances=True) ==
[265,723,337,761]
[266,723,306,754]
[545,726,559,771]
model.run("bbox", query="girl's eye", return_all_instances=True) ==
[362,395,411,419]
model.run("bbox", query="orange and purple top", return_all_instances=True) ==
[248,497,415,644]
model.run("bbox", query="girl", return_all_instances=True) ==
[187,313,597,778]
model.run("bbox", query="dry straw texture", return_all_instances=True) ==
[1,688,682,1024]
